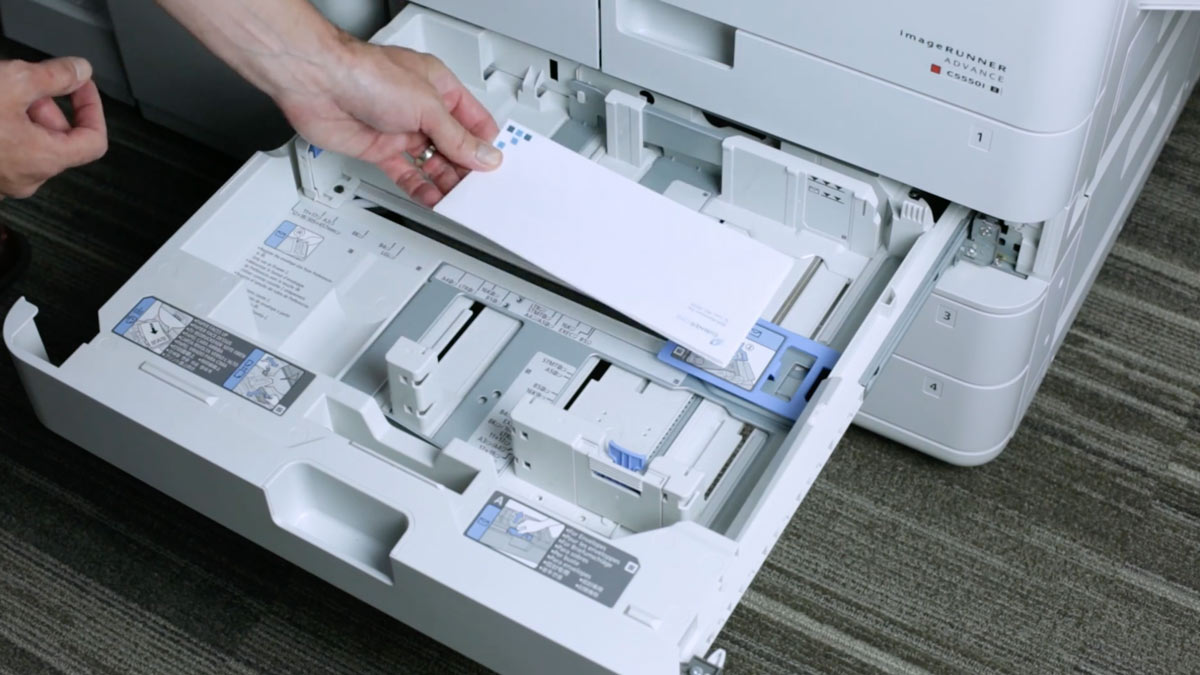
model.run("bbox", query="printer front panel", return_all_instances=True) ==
[414,0,601,68]
[409,0,1133,221]
[407,0,1200,227]
[606,0,1122,135]
[859,11,1200,464]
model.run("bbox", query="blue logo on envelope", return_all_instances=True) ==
[495,124,534,150]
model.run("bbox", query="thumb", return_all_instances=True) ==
[420,98,502,172]
[20,57,92,102]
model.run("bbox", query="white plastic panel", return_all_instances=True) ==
[1077,13,1199,304]
[610,0,1122,134]
[860,356,1028,456]
[414,0,599,67]
[1111,11,1183,146]
[599,0,1092,223]
[893,284,1044,387]
[1023,231,1082,409]
[860,13,1200,467]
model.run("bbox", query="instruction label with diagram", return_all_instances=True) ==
[234,208,395,341]
[264,220,325,260]
[234,220,338,338]
[466,492,639,607]
[114,297,314,415]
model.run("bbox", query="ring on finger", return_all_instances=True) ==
[413,145,437,168]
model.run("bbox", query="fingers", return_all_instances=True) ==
[371,130,461,206]
[327,122,448,207]
[0,59,107,199]
[12,57,92,104]
[354,128,417,168]
[12,63,105,168]
[421,153,464,196]
[3,180,46,200]
[70,80,106,135]
[38,81,107,168]
[285,43,500,205]
[405,135,463,197]
[23,82,106,161]
[417,95,502,174]
[28,98,70,132]
[6,122,107,197]
[379,154,442,208]
[418,55,499,176]
[441,82,500,147]
[418,53,500,145]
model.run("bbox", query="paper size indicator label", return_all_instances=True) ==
[434,264,599,347]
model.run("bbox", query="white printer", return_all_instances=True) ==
[6,2,1200,673]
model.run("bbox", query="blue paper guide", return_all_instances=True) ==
[658,320,840,420]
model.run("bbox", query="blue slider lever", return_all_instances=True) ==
[657,319,840,421]
[607,441,647,472]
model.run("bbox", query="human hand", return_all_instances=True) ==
[274,41,500,207]
[0,57,108,199]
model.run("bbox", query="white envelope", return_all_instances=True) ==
[434,120,793,366]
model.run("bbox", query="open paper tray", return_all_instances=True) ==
[3,8,972,674]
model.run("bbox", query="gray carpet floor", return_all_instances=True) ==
[1,37,1199,675]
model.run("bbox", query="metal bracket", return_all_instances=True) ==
[681,657,723,675]
[1138,1,1200,9]
[957,214,1029,278]
[681,648,727,674]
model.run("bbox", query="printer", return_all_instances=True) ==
[5,2,1200,673]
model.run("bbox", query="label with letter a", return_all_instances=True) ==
[465,492,639,608]
[114,297,314,415]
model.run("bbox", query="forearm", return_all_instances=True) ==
[154,0,350,103]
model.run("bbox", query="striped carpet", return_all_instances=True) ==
[1,39,1198,674]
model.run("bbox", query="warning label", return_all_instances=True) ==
[114,297,314,415]
[465,492,639,607]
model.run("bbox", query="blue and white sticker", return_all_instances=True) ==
[659,319,840,420]
[466,492,639,608]
[494,123,535,150]
[114,297,313,415]
[264,220,324,260]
